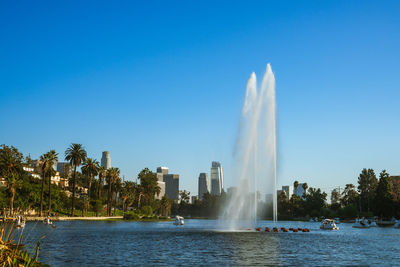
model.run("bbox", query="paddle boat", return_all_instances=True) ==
[368,219,377,227]
[352,218,369,228]
[43,216,53,225]
[173,216,184,226]
[15,215,25,229]
[320,219,339,230]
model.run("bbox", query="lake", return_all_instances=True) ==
[17,220,400,266]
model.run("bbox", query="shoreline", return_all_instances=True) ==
[6,216,124,221]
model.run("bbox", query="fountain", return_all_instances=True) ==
[221,63,277,229]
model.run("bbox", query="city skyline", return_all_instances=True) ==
[1,1,400,196]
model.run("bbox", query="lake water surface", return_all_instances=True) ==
[18,220,400,266]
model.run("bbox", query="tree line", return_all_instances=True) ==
[277,169,400,219]
[0,144,172,218]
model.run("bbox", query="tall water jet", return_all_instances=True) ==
[221,63,277,229]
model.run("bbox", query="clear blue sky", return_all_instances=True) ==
[1,0,399,196]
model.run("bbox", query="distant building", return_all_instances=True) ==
[282,185,293,200]
[155,181,166,200]
[57,162,72,178]
[31,159,43,173]
[156,167,179,201]
[156,167,169,181]
[198,173,210,200]
[191,195,199,204]
[23,166,41,179]
[210,161,224,195]
[294,183,306,198]
[101,151,111,169]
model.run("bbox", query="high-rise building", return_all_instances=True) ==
[156,167,179,201]
[56,162,72,178]
[294,183,306,198]
[198,173,210,200]
[155,181,166,200]
[210,161,224,195]
[156,167,169,181]
[101,151,111,169]
[281,185,293,200]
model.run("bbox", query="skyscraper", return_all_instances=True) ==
[198,173,210,200]
[156,167,179,201]
[210,161,224,195]
[101,151,111,169]
[56,162,72,178]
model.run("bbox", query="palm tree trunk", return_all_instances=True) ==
[40,172,45,217]
[113,191,117,216]
[48,175,52,215]
[98,176,102,199]
[10,190,15,216]
[71,165,77,216]
[88,175,92,206]
[107,182,111,216]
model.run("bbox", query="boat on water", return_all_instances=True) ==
[353,218,370,228]
[320,219,339,230]
[174,216,184,226]
[15,215,25,229]
[43,216,53,225]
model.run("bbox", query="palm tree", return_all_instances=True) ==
[39,153,47,216]
[65,144,87,216]
[302,183,308,197]
[106,167,120,216]
[294,181,299,196]
[5,173,22,216]
[160,196,171,217]
[0,145,24,216]
[121,181,135,213]
[81,158,100,204]
[112,177,122,216]
[98,166,106,199]
[46,150,58,215]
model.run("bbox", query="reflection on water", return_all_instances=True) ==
[15,220,400,266]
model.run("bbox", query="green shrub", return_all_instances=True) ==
[140,206,153,216]
[123,212,140,220]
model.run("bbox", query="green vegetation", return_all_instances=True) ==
[0,144,175,218]
[0,224,47,266]
[1,143,399,220]
[277,168,400,220]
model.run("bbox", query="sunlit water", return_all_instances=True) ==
[15,220,400,266]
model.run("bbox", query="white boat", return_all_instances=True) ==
[174,216,184,226]
[368,220,377,227]
[43,217,53,225]
[15,216,25,229]
[320,219,339,230]
[352,218,369,228]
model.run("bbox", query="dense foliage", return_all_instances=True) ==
[1,144,399,220]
